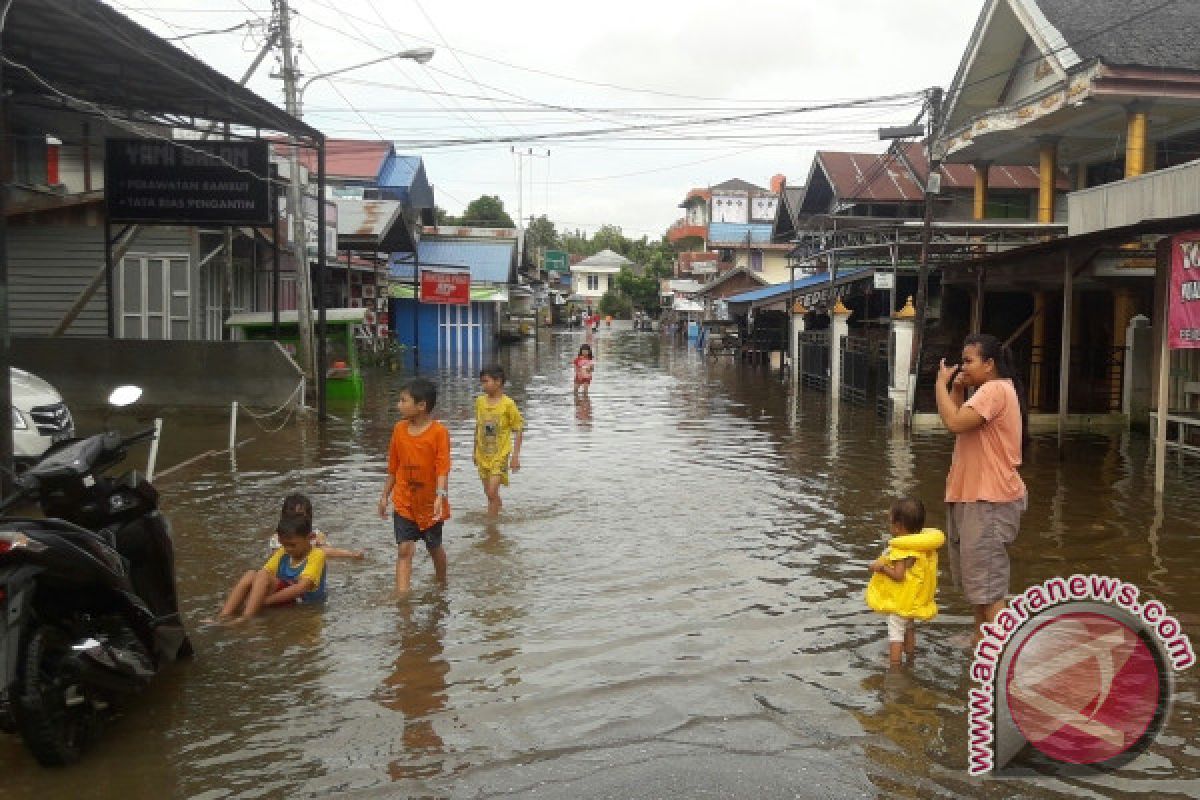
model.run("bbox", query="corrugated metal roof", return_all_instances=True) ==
[818,151,925,202]
[708,222,774,244]
[389,240,514,284]
[725,269,870,304]
[274,139,393,179]
[377,154,434,209]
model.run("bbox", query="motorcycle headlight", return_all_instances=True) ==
[11,407,26,430]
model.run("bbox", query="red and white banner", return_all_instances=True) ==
[1170,233,1200,348]
[419,269,470,305]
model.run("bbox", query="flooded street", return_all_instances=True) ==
[4,326,1199,798]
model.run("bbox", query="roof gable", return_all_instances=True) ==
[574,248,632,268]
[275,139,393,180]
[377,154,434,210]
[712,178,767,193]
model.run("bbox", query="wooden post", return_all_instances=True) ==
[1031,291,1046,409]
[1154,238,1171,495]
[1058,250,1073,446]
[1038,138,1058,224]
[972,161,990,221]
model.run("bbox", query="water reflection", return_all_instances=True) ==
[376,593,450,781]
[2,330,1198,798]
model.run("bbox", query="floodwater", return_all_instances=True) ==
[3,324,1199,799]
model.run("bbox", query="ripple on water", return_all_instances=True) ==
[1,331,1198,797]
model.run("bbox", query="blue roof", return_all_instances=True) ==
[377,154,434,209]
[389,240,515,284]
[725,268,870,304]
[708,222,773,244]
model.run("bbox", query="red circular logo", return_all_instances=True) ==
[1005,612,1162,765]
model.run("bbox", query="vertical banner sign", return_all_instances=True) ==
[419,269,470,305]
[105,138,270,225]
[1170,232,1200,348]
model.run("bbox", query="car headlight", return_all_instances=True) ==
[11,407,26,430]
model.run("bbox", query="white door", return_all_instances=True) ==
[119,254,191,340]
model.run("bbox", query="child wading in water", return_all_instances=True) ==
[572,344,595,396]
[378,378,451,593]
[474,364,524,516]
[865,497,945,666]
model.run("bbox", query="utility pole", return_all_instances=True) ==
[904,86,944,430]
[274,0,316,392]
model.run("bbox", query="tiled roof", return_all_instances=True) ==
[712,178,767,193]
[572,249,632,269]
[1036,0,1200,71]
[389,240,514,284]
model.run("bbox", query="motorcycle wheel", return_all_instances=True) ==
[16,625,96,766]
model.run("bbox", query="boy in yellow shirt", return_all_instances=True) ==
[474,364,524,516]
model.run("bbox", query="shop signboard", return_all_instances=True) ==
[419,269,470,305]
[1170,232,1200,348]
[105,138,270,224]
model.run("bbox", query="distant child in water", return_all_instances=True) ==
[218,512,328,621]
[573,344,595,396]
[378,378,451,593]
[474,364,524,516]
[270,492,364,559]
[865,497,945,666]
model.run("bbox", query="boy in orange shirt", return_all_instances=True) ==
[377,378,451,593]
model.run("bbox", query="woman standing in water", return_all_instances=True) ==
[935,333,1028,644]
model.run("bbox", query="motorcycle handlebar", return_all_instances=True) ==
[120,428,157,450]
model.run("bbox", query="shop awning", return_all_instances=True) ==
[7,0,319,142]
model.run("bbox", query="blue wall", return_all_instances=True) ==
[390,298,498,364]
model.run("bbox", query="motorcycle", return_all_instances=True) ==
[0,386,191,765]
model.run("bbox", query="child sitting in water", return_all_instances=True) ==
[270,492,364,559]
[865,497,945,666]
[218,512,328,620]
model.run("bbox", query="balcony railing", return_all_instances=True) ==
[1069,158,1200,236]
[666,222,706,243]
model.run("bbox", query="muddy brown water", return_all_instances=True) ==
[2,326,1198,798]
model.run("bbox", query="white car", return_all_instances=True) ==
[11,367,74,466]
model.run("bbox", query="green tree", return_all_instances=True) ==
[433,206,458,225]
[614,266,662,313]
[525,215,560,253]
[598,291,631,318]
[460,195,516,227]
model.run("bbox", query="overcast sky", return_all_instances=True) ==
[106,0,984,238]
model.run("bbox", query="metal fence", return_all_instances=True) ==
[799,331,830,390]
[840,333,891,416]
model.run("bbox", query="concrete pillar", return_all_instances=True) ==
[890,295,916,422]
[972,161,990,221]
[1124,314,1151,416]
[829,297,852,402]
[1111,288,1138,410]
[1125,107,1149,179]
[1038,137,1059,224]
[1030,291,1046,410]
[791,301,807,386]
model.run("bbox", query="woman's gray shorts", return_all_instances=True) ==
[946,497,1026,605]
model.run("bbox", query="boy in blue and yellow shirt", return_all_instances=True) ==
[218,512,327,621]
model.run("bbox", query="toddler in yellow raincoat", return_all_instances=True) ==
[866,497,945,666]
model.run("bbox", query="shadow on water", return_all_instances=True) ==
[2,324,1198,797]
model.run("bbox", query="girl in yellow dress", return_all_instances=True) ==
[474,364,525,516]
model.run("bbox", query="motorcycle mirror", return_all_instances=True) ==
[108,385,143,408]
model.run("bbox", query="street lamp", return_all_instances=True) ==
[282,46,434,417]
[296,48,435,117]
